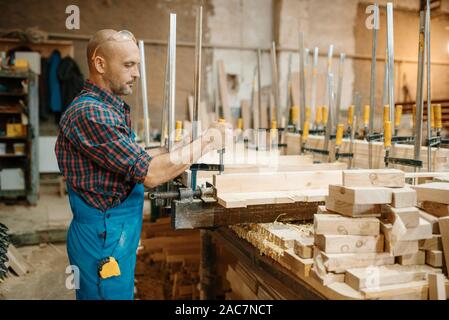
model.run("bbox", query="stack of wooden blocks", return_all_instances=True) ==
[313,169,449,300]
[135,216,201,300]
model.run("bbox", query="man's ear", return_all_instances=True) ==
[94,56,106,74]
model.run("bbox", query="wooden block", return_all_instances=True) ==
[419,210,440,234]
[428,273,447,300]
[384,206,420,228]
[397,250,425,266]
[419,235,443,251]
[426,250,444,267]
[5,245,30,276]
[314,234,384,254]
[310,268,345,286]
[241,99,251,130]
[325,196,381,218]
[317,205,329,215]
[345,265,429,291]
[385,239,419,257]
[320,251,395,273]
[314,214,380,236]
[391,187,417,208]
[381,218,432,242]
[328,184,392,205]
[421,201,449,217]
[342,169,405,188]
[214,171,343,194]
[438,216,449,275]
[361,280,429,300]
[293,238,314,259]
[412,183,449,204]
[280,249,313,277]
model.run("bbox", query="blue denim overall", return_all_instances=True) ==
[64,95,144,300]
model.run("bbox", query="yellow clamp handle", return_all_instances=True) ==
[435,104,443,129]
[302,121,309,141]
[271,120,278,130]
[383,105,390,123]
[218,118,226,124]
[175,120,183,142]
[237,118,243,130]
[394,105,402,128]
[322,106,328,126]
[336,124,344,147]
[430,104,435,129]
[291,106,299,125]
[384,121,392,148]
[412,104,416,127]
[305,106,311,122]
[347,105,354,126]
[363,105,370,127]
[315,106,323,125]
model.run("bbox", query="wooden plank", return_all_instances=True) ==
[217,60,232,122]
[419,210,440,234]
[279,249,313,277]
[310,268,345,286]
[314,234,384,254]
[391,187,417,208]
[5,244,30,276]
[419,235,443,251]
[385,239,419,256]
[342,169,405,188]
[314,214,380,236]
[214,171,343,194]
[320,251,395,273]
[293,238,314,259]
[361,280,429,300]
[438,216,449,275]
[412,183,449,204]
[325,196,381,218]
[381,218,432,242]
[420,201,449,217]
[328,185,392,205]
[426,250,444,267]
[428,273,447,300]
[345,265,429,291]
[241,99,251,130]
[383,206,420,228]
[251,87,259,130]
[398,250,425,266]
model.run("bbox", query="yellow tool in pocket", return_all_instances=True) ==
[98,257,121,279]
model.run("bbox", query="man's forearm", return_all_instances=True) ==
[143,137,211,188]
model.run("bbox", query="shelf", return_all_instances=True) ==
[0,153,27,158]
[0,91,27,97]
[0,189,27,197]
[0,68,33,79]
[0,136,27,141]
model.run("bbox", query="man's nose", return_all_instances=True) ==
[132,65,140,78]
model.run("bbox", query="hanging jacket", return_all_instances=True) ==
[48,50,62,113]
[57,56,84,113]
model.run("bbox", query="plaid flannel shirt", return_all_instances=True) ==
[55,80,151,212]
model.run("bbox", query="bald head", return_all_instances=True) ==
[87,29,140,96]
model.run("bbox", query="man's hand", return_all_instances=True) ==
[202,121,233,151]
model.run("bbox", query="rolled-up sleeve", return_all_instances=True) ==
[70,105,152,183]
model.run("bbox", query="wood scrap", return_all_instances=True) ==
[383,205,420,228]
[426,250,443,267]
[421,201,449,217]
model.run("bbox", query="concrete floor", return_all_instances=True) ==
[0,243,75,300]
[0,183,74,299]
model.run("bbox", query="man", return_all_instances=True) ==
[55,29,229,300]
